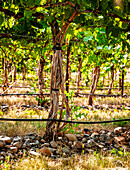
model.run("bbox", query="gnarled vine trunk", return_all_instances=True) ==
[37,57,45,106]
[44,46,62,141]
[119,69,122,91]
[121,68,124,96]
[88,66,100,105]
[108,65,114,95]
[13,65,17,82]
[3,58,8,93]
[43,10,78,140]
[22,63,26,80]
[76,57,82,93]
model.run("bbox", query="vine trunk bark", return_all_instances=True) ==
[76,57,82,93]
[88,66,100,105]
[37,57,45,106]
[108,65,114,95]
[44,47,62,141]
[3,58,8,93]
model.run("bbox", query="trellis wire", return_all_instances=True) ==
[0,117,129,124]
[0,93,129,97]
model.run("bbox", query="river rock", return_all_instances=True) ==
[9,147,18,153]
[41,139,46,143]
[0,141,5,147]
[65,134,77,142]
[73,141,84,149]
[99,134,107,142]
[41,143,49,147]
[91,132,99,138]
[0,152,6,156]
[82,138,87,143]
[13,141,23,148]
[29,151,41,156]
[76,135,83,140]
[5,145,10,149]
[0,136,11,144]
[83,134,90,139]
[114,127,123,134]
[13,137,23,143]
[68,141,72,146]
[50,141,58,148]
[39,147,52,157]
[114,136,125,143]
[62,147,71,154]
[57,141,63,147]
[0,156,4,161]
[25,132,36,136]
[87,139,96,147]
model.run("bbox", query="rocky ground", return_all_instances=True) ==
[0,126,129,162]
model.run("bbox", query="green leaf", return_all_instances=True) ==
[24,9,32,18]
[0,14,4,25]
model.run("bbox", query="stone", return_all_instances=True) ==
[22,143,26,149]
[100,130,106,134]
[84,143,92,148]
[82,138,87,143]
[114,144,120,149]
[13,142,23,148]
[83,134,90,138]
[57,141,63,147]
[13,137,23,143]
[50,141,58,148]
[0,141,5,147]
[65,134,77,142]
[87,149,94,153]
[87,139,96,147]
[5,145,11,149]
[39,147,52,157]
[56,150,60,155]
[68,141,72,146]
[0,152,6,156]
[107,131,113,137]
[48,148,56,154]
[35,135,41,141]
[91,132,99,138]
[114,127,123,134]
[62,147,71,154]
[114,136,125,143]
[29,151,41,156]
[25,132,36,136]
[41,143,49,147]
[76,135,83,140]
[0,156,4,161]
[0,136,11,144]
[97,144,104,148]
[73,141,84,149]
[41,139,46,143]
[99,134,107,142]
[121,132,127,137]
[58,137,62,140]
[18,151,23,157]
[9,147,18,153]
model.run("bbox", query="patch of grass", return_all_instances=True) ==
[1,152,129,170]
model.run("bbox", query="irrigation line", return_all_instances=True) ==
[0,118,129,124]
[0,85,129,90]
[0,93,50,96]
[0,93,129,98]
[74,93,130,97]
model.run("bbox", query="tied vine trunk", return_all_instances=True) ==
[43,46,62,141]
